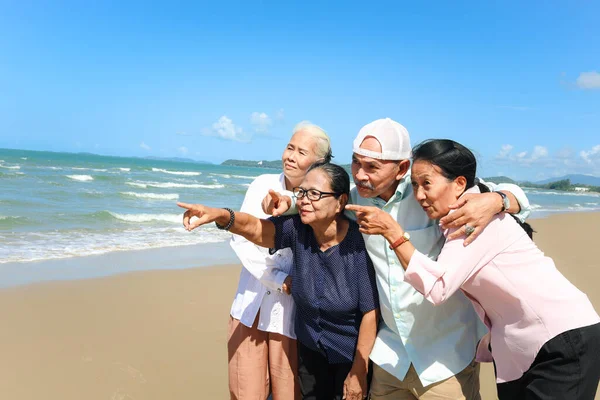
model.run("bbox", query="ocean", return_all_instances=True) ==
[1,148,600,266]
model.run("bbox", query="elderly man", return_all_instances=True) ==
[264,118,530,399]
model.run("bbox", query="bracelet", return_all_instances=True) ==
[215,208,235,231]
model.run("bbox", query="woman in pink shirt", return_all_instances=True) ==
[348,139,600,399]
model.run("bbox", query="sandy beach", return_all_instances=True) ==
[1,212,599,399]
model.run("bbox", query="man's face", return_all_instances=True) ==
[351,137,409,201]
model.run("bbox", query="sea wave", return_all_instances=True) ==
[0,164,21,169]
[152,168,201,176]
[66,174,94,182]
[126,181,224,189]
[120,192,180,200]
[525,189,600,197]
[72,167,108,172]
[0,225,232,264]
[0,215,31,228]
[106,211,182,223]
[210,173,257,180]
[118,168,131,172]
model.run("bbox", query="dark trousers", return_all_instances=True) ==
[497,322,600,400]
[297,341,370,400]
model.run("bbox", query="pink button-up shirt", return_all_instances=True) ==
[404,187,600,383]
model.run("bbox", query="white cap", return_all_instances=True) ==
[352,118,411,160]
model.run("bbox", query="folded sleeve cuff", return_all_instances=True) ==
[404,251,447,301]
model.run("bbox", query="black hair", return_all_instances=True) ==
[412,139,534,239]
[307,162,350,198]
[411,139,478,190]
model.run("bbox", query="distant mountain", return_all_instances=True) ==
[482,176,517,184]
[143,156,213,164]
[535,174,600,186]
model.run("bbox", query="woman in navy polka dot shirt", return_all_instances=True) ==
[179,162,379,400]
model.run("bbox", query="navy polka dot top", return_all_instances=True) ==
[270,215,379,364]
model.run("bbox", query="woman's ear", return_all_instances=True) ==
[337,193,349,213]
[454,176,467,195]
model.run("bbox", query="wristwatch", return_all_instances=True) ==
[389,231,411,250]
[495,191,510,213]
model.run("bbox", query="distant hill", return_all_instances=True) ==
[222,159,280,169]
[482,176,517,184]
[535,174,600,186]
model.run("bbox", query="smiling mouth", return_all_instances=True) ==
[284,163,295,169]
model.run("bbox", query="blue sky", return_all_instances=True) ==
[1,1,599,181]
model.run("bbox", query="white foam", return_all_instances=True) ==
[73,167,108,172]
[121,192,179,200]
[118,168,131,172]
[21,157,27,160]
[66,175,94,182]
[126,182,147,188]
[127,181,224,189]
[0,164,20,169]
[152,168,201,176]
[0,225,232,264]
[211,173,256,180]
[108,212,182,223]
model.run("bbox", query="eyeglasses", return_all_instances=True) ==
[292,187,340,201]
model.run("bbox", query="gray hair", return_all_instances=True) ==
[293,121,333,163]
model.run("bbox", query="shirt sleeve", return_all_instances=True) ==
[268,215,297,252]
[479,179,531,222]
[404,216,508,305]
[357,238,380,313]
[229,176,291,291]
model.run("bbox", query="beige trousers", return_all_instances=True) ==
[369,360,481,400]
[228,315,300,400]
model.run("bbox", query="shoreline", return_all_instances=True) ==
[2,210,599,289]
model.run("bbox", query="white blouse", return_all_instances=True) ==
[229,173,296,338]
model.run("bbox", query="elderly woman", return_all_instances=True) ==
[223,122,332,400]
[179,162,379,400]
[348,139,600,400]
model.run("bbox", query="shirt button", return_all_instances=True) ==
[266,291,271,295]
[394,313,400,319]
[391,287,396,292]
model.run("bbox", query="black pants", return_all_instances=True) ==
[497,322,600,400]
[297,341,371,400]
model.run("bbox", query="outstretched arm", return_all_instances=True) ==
[177,202,275,248]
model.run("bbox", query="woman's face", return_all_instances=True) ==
[281,130,320,184]
[411,160,465,220]
[296,169,344,226]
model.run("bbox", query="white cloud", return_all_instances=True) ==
[492,143,600,178]
[250,112,273,133]
[496,144,514,159]
[178,146,189,155]
[209,116,248,142]
[576,71,600,90]
[140,142,151,151]
[580,145,600,164]
[531,146,548,160]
